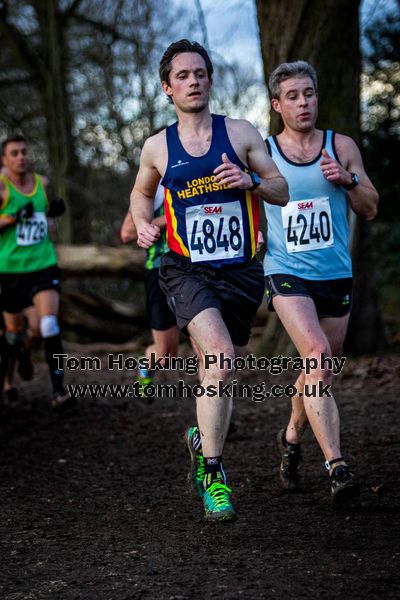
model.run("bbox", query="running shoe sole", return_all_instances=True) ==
[205,508,238,522]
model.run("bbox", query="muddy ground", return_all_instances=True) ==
[0,350,399,599]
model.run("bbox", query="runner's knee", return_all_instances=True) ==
[204,349,236,385]
[304,340,333,382]
[39,315,60,338]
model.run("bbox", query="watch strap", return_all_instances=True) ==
[343,172,359,191]
[248,171,260,192]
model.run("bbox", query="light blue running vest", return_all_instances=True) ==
[263,130,352,280]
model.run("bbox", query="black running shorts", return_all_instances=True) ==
[0,264,61,313]
[159,252,265,346]
[265,273,352,318]
[145,268,176,331]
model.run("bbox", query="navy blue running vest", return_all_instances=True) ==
[161,114,259,268]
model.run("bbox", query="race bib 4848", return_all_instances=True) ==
[281,197,334,253]
[186,201,244,262]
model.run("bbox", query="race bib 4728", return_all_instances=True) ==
[186,201,244,262]
[281,197,334,253]
[16,212,48,246]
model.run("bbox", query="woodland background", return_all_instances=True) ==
[0,0,398,355]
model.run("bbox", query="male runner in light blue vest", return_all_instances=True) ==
[263,61,379,501]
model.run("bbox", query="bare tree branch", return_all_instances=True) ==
[0,12,46,81]
[62,0,85,21]
[194,0,210,50]
[69,12,135,44]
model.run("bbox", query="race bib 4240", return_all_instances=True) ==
[281,197,334,253]
[16,212,48,246]
[185,201,244,262]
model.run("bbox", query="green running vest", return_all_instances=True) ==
[0,174,57,273]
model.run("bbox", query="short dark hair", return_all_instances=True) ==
[2,134,27,155]
[269,61,318,99]
[159,39,213,86]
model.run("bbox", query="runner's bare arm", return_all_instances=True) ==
[321,135,379,221]
[0,179,17,229]
[120,210,137,243]
[121,211,166,244]
[216,120,289,206]
[130,138,162,249]
[0,215,15,230]
[152,214,166,229]
[0,180,9,228]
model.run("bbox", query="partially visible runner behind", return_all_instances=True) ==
[120,183,181,399]
[263,61,379,501]
[0,134,74,413]
[0,160,38,402]
[0,306,38,403]
[131,39,288,522]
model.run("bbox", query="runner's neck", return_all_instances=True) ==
[176,109,213,157]
[277,128,324,163]
[176,107,212,135]
[7,171,35,193]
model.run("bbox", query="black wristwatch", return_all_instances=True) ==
[248,171,261,191]
[343,172,359,190]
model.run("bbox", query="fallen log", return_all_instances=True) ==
[56,244,146,278]
[55,245,277,348]
[60,287,149,343]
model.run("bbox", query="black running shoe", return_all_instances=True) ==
[17,345,33,381]
[51,389,77,415]
[330,465,360,503]
[276,429,301,491]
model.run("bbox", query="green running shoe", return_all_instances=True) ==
[184,426,205,498]
[136,374,154,403]
[203,472,237,522]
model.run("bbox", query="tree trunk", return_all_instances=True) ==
[36,1,78,243]
[256,0,384,354]
[256,0,361,137]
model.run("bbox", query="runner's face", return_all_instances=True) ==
[272,76,318,132]
[162,52,211,113]
[2,142,29,176]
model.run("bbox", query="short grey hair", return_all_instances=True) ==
[268,61,318,99]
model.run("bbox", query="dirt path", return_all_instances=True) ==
[1,354,399,599]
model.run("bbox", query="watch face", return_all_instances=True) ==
[345,172,359,190]
[252,172,261,186]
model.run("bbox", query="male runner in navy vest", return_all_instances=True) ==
[131,39,288,522]
[263,61,379,501]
